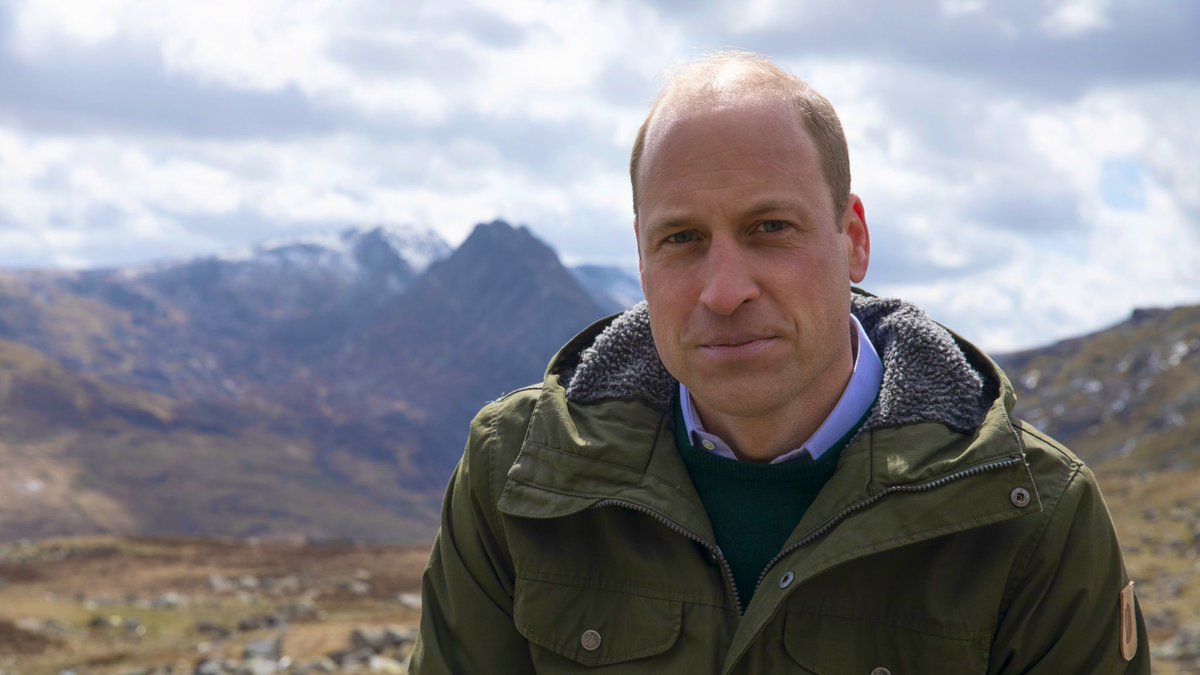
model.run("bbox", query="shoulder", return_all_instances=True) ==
[1010,417,1102,514]
[461,385,543,502]
[1005,416,1127,586]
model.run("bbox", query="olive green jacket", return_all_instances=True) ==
[412,294,1150,674]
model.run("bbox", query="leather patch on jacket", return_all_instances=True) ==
[1120,580,1137,662]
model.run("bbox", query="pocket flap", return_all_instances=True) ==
[783,610,989,674]
[515,579,682,667]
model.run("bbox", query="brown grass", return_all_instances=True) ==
[0,536,429,674]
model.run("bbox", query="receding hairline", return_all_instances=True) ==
[630,51,851,223]
[635,95,805,187]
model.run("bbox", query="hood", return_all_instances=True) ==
[561,290,1000,436]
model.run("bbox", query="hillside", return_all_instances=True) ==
[1,218,1196,549]
[0,221,615,543]
[0,340,438,543]
[995,304,1200,470]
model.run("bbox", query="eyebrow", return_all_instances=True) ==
[740,199,808,219]
[642,197,813,240]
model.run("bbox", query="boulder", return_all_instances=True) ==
[243,635,283,661]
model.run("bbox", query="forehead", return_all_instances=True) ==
[636,101,824,211]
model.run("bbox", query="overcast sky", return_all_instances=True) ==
[0,0,1197,351]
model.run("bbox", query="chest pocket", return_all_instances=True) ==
[783,610,990,675]
[514,578,682,671]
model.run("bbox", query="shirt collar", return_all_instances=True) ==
[679,314,883,464]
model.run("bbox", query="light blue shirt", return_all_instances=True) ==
[679,315,883,463]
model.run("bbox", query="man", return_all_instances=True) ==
[412,52,1149,674]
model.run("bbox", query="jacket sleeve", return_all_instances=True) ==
[988,462,1151,674]
[410,401,535,674]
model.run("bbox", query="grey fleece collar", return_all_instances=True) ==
[564,294,989,434]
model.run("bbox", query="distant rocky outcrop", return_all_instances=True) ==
[994,303,1200,470]
[0,220,611,543]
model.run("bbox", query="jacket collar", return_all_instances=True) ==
[562,290,993,436]
[498,290,1032,530]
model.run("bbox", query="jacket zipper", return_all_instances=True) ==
[753,454,1026,593]
[591,499,743,611]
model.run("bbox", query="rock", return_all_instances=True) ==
[279,602,322,622]
[243,635,283,661]
[351,627,388,653]
[396,593,422,610]
[192,660,224,675]
[209,575,237,594]
[15,618,56,634]
[368,655,406,673]
[352,569,372,581]
[238,575,261,591]
[124,618,147,637]
[291,659,337,674]
[329,647,375,668]
[344,580,371,596]
[1154,625,1200,661]
[237,614,284,632]
[241,657,277,675]
[272,576,301,594]
[383,626,417,649]
[154,592,189,609]
[196,622,232,640]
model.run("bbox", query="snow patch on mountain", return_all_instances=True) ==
[223,224,450,276]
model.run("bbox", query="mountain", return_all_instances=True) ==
[995,304,1200,471]
[570,264,643,314]
[0,224,453,406]
[0,220,604,543]
[1,219,1195,544]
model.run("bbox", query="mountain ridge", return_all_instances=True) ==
[0,220,1194,543]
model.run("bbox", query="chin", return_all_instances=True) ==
[687,381,780,419]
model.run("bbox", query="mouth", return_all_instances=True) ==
[698,335,778,358]
[701,334,774,347]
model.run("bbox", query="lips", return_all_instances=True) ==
[697,335,779,360]
[700,333,775,347]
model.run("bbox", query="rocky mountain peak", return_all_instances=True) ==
[453,219,550,262]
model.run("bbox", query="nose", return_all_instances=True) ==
[698,238,759,315]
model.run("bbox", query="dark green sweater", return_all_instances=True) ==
[673,393,868,611]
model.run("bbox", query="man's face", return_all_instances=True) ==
[636,101,869,423]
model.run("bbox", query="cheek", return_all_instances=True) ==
[647,311,683,375]
[643,267,691,313]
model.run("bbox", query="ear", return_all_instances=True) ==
[841,194,870,283]
[634,218,647,292]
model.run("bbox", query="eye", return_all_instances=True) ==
[757,220,789,233]
[666,230,696,244]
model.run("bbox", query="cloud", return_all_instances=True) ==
[1041,0,1112,38]
[0,0,1196,349]
[638,0,1200,99]
[0,35,340,140]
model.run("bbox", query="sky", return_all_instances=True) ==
[0,0,1197,351]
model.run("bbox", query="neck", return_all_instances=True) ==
[692,345,855,463]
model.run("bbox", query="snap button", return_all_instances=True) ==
[871,668,892,675]
[581,629,602,652]
[779,571,794,589]
[701,439,716,451]
[1010,487,1031,508]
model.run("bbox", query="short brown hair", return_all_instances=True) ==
[630,51,851,221]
